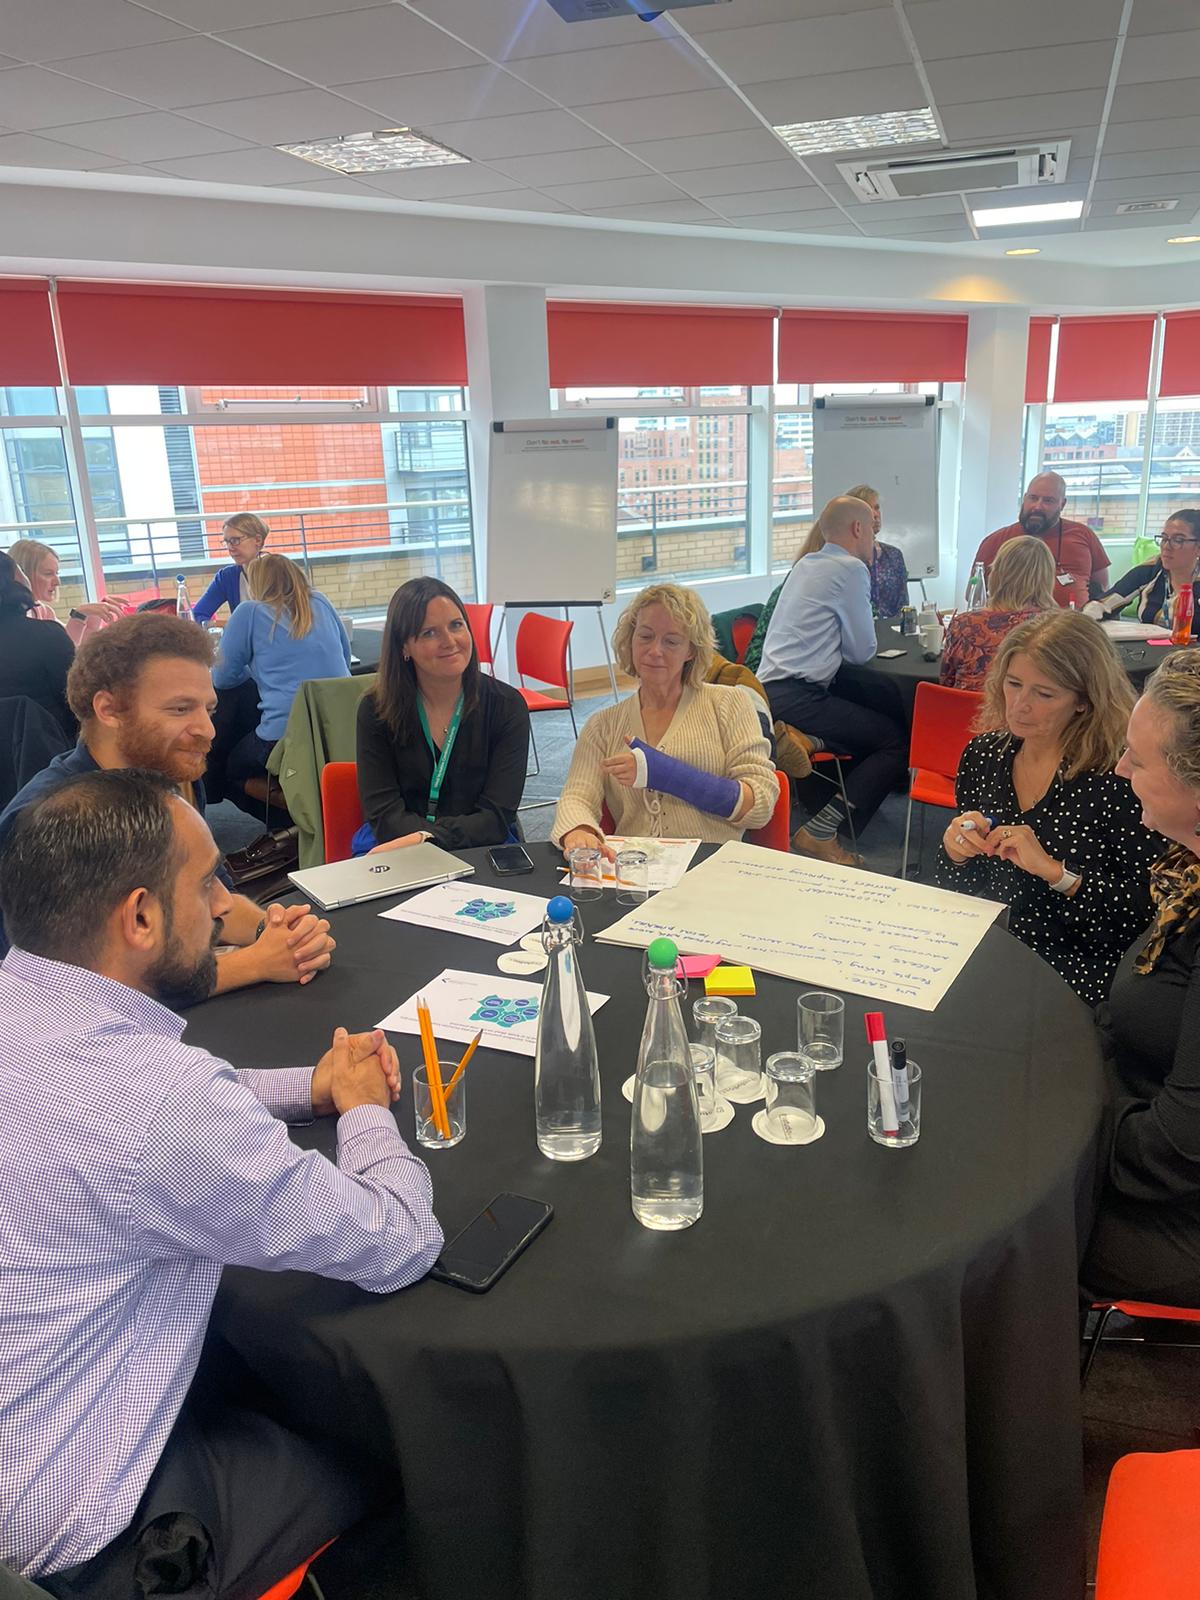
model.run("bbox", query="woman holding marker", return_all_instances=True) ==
[552,583,776,860]
[935,610,1162,1006]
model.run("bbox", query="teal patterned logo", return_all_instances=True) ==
[456,897,517,924]
[470,995,540,1029]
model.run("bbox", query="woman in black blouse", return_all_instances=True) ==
[356,577,530,853]
[0,551,76,740]
[934,611,1161,1006]
[1082,651,1200,1305]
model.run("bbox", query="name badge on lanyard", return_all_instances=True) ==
[418,693,464,824]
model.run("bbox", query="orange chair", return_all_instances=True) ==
[319,761,363,864]
[464,602,495,673]
[515,612,576,775]
[1082,1298,1200,1386]
[747,769,792,852]
[1095,1449,1200,1599]
[730,613,758,665]
[900,681,984,877]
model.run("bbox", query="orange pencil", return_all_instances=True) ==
[443,1030,482,1099]
[417,997,450,1139]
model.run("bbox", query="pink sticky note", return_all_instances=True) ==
[677,954,721,979]
[1148,638,1175,646]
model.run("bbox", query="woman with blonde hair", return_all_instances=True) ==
[212,552,349,818]
[846,483,909,618]
[553,582,777,857]
[7,537,124,641]
[940,535,1057,691]
[935,610,1161,1004]
[192,511,269,625]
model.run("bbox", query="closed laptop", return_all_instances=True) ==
[289,842,474,910]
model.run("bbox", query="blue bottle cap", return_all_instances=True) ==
[546,895,574,924]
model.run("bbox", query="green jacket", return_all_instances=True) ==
[268,673,375,867]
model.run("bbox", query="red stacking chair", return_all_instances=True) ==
[1095,1449,1200,1599]
[810,751,857,845]
[747,769,791,852]
[900,681,983,877]
[730,613,758,664]
[319,761,363,864]
[1082,1298,1200,1386]
[515,612,576,776]
[464,602,495,673]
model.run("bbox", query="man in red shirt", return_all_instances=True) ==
[971,472,1110,610]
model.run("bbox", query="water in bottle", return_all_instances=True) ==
[631,937,702,1231]
[534,895,602,1161]
[175,574,194,622]
[1172,583,1195,646]
[964,561,988,612]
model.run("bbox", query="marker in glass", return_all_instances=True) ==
[890,1037,911,1124]
[865,1011,899,1135]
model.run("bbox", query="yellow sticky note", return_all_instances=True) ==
[704,965,756,997]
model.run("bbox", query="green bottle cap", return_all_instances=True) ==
[646,937,678,970]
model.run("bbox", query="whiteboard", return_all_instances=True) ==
[485,416,618,604]
[812,395,940,579]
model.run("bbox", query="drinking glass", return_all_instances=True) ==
[568,845,603,901]
[763,1052,819,1143]
[414,1062,466,1149]
[797,991,845,1070]
[689,1043,731,1133]
[713,1014,763,1101]
[692,995,737,1054]
[867,1059,921,1149]
[615,848,649,904]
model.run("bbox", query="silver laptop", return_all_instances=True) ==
[289,842,475,910]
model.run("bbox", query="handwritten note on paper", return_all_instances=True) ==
[594,841,1006,1011]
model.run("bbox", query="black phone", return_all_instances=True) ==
[488,844,535,875]
[429,1193,553,1293]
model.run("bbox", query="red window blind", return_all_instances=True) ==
[547,301,775,388]
[0,279,59,387]
[1160,312,1200,399]
[1052,315,1155,404]
[55,282,467,385]
[778,309,968,384]
[1025,317,1056,405]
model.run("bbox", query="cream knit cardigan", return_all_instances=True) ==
[551,681,778,847]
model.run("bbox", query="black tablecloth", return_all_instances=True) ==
[188,845,1104,1600]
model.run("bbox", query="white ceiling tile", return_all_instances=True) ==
[1128,0,1197,34]
[406,0,653,61]
[708,184,833,216]
[968,179,1089,207]
[926,42,1114,106]
[274,173,388,194]
[0,58,22,70]
[180,89,376,144]
[580,88,758,144]
[1102,115,1200,153]
[356,163,527,198]
[857,210,970,236]
[46,111,252,161]
[835,193,965,220]
[1119,30,1200,84]
[679,0,889,29]
[0,65,155,129]
[505,38,721,106]
[1099,148,1200,181]
[0,130,118,169]
[1109,80,1200,122]
[696,11,910,86]
[940,89,1106,141]
[487,146,650,187]
[589,199,727,223]
[625,127,786,173]
[742,64,927,124]
[903,0,1125,60]
[1092,172,1200,200]
[145,0,385,27]
[336,66,552,125]
[1084,209,1200,230]
[540,174,687,207]
[672,158,809,197]
[421,109,605,160]
[1088,194,1200,216]
[216,8,484,86]
[444,190,576,212]
[147,145,318,184]
[906,227,976,241]
[51,38,304,108]
[737,210,857,230]
[0,0,192,64]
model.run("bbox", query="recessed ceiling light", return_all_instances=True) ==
[277,128,469,174]
[1004,247,1041,255]
[773,107,939,157]
[973,200,1083,227]
[1167,235,1200,244]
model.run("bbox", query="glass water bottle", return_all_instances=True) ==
[534,895,602,1161]
[631,937,702,1231]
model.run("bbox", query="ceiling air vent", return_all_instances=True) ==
[1115,199,1178,214]
[838,140,1070,202]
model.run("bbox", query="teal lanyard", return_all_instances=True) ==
[417,693,464,824]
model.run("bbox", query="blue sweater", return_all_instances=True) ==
[191,564,243,624]
[213,592,351,740]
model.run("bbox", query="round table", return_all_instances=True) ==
[189,845,1104,1600]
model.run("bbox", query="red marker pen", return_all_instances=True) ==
[865,1011,899,1136]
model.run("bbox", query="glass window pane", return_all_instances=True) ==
[616,412,749,586]
[0,423,88,610]
[561,386,749,408]
[1148,399,1200,544]
[1042,401,1148,569]
[771,409,813,571]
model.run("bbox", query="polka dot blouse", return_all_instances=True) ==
[933,731,1164,1007]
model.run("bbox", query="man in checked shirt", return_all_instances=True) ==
[0,769,443,1598]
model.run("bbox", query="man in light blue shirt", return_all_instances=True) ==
[759,496,907,864]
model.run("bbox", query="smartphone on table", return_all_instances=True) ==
[429,1193,553,1293]
[488,844,535,875]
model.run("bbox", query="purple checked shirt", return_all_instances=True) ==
[0,948,443,1578]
